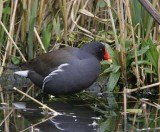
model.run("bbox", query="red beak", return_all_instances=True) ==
[104,48,112,63]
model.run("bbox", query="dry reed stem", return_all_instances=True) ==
[13,87,60,116]
[13,17,22,56]
[127,95,160,109]
[125,0,140,88]
[104,0,120,51]
[0,21,26,75]
[71,0,87,31]
[0,110,13,126]
[141,100,160,109]
[79,9,109,22]
[34,27,46,53]
[103,81,160,95]
[38,0,45,29]
[116,0,127,85]
[155,109,159,128]
[19,84,34,100]
[0,0,20,76]
[142,103,149,131]
[71,4,94,38]
[138,0,160,24]
[126,82,160,93]
[71,2,113,42]
[58,0,68,44]
[130,114,137,132]
[7,0,18,56]
[63,0,67,44]
[0,86,9,131]
[123,87,127,132]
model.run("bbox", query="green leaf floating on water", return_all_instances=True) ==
[127,109,142,114]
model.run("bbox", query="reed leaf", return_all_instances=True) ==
[107,72,120,92]
[141,38,158,71]
[28,0,38,59]
[42,23,52,50]
[53,17,61,41]
[0,1,10,44]
[0,0,3,21]
[130,0,153,38]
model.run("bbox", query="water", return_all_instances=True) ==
[0,67,160,132]
[13,101,100,132]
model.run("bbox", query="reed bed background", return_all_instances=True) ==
[0,0,160,131]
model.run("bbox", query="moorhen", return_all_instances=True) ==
[15,42,112,95]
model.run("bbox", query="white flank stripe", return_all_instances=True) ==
[42,63,70,90]
[58,63,70,69]
[14,70,29,77]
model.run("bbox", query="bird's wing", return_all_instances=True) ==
[21,47,79,76]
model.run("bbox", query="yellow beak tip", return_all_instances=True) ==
[108,59,112,63]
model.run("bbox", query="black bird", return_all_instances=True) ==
[15,42,112,95]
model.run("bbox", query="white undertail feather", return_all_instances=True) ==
[14,70,29,77]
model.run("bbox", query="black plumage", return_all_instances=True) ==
[15,42,112,95]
